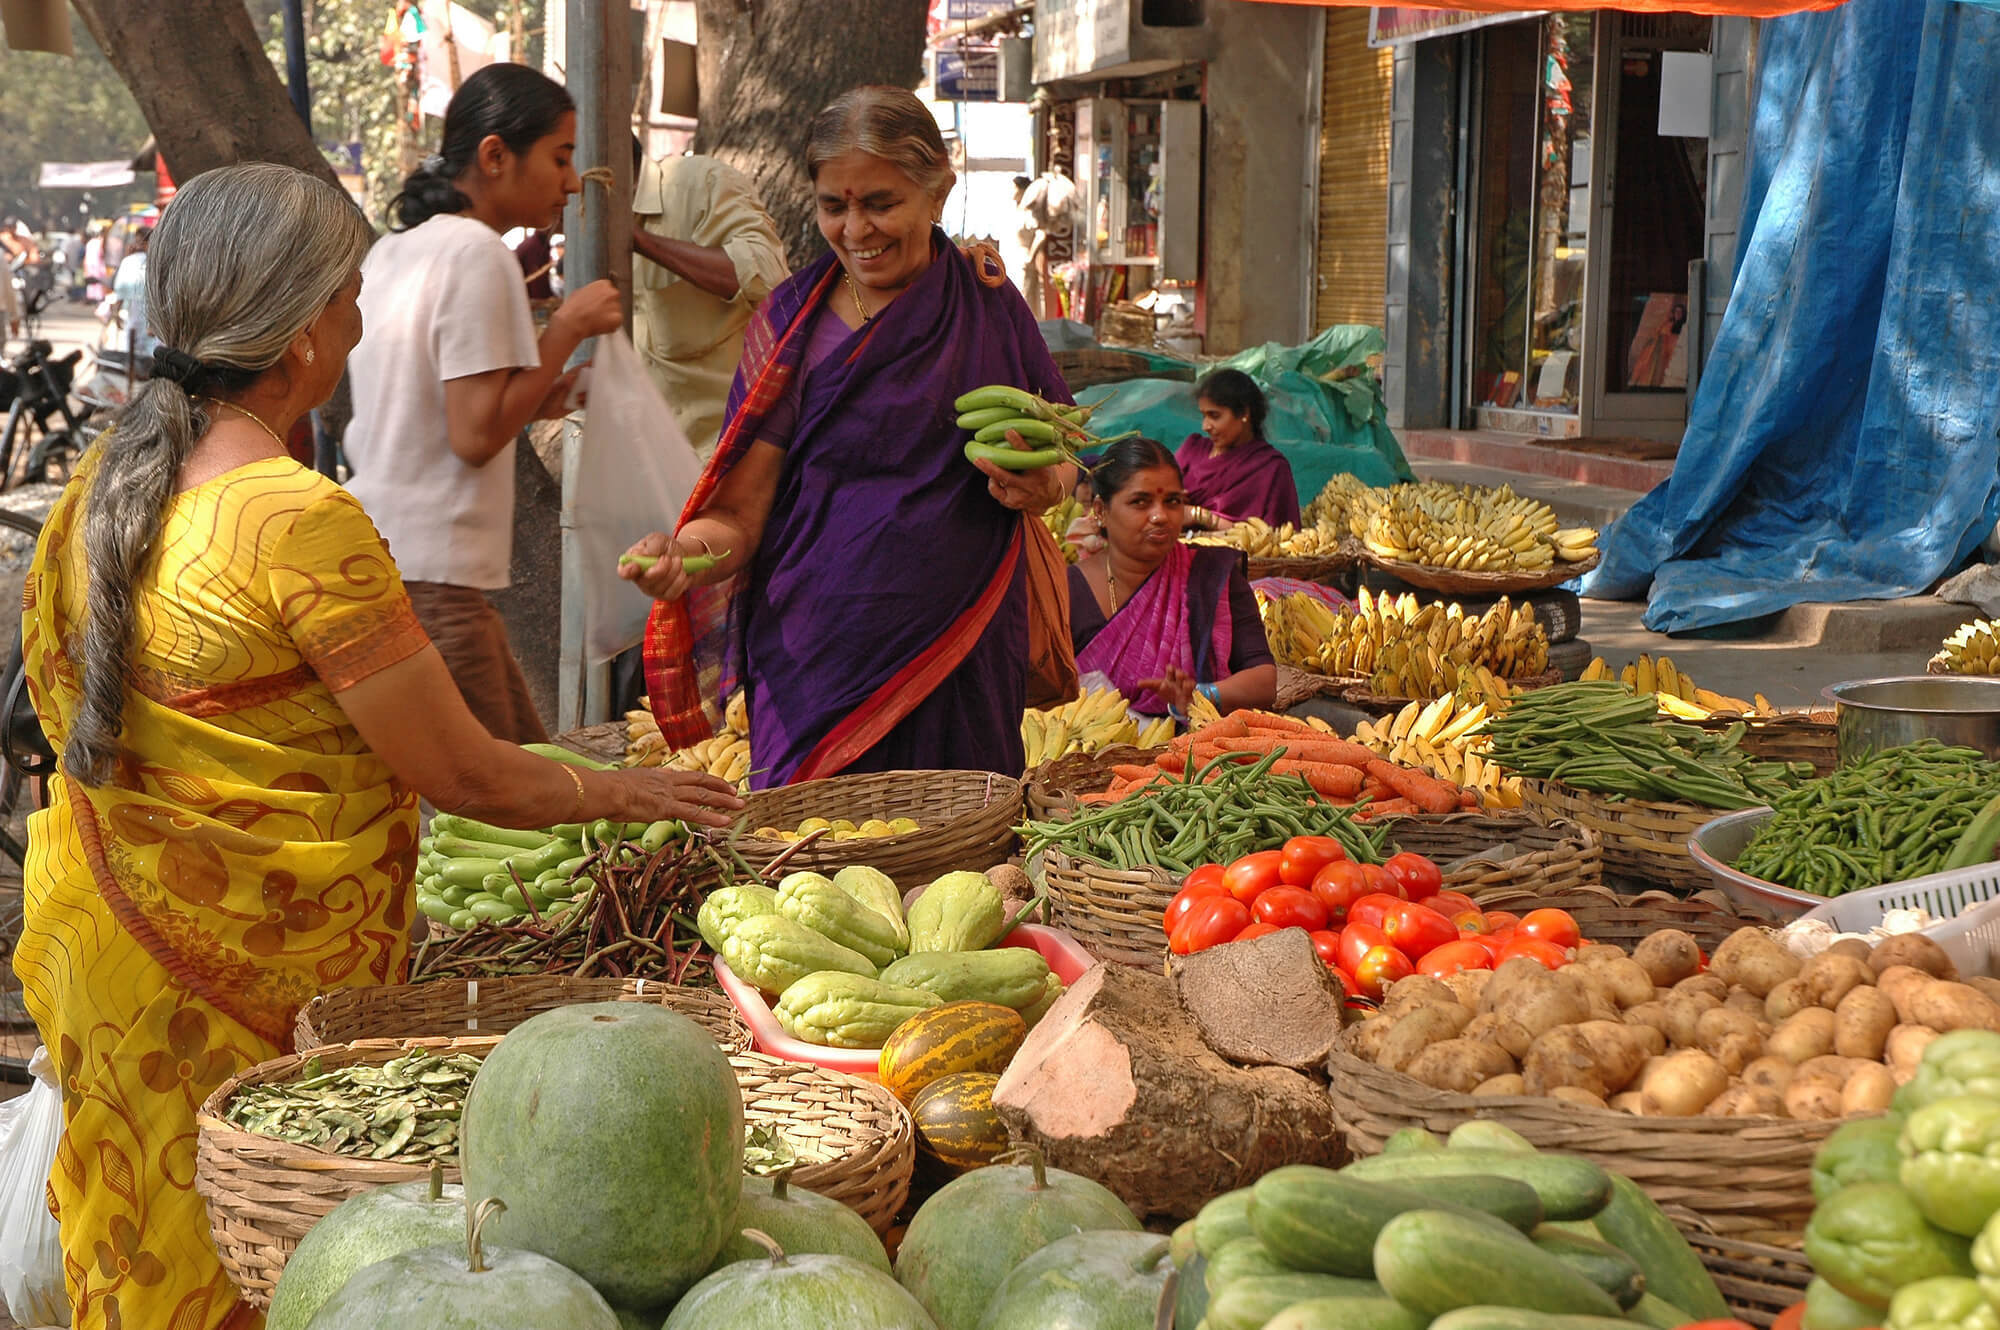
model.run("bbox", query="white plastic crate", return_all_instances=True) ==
[1798,864,2000,978]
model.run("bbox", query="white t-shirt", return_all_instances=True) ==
[344,214,542,589]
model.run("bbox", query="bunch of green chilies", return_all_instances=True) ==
[1734,740,2000,896]
[1483,680,1810,809]
[1020,748,1392,873]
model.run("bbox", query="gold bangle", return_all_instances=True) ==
[562,764,586,821]
[682,533,715,559]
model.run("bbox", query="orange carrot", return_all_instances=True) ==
[1236,710,1316,735]
[1357,798,1419,820]
[1359,778,1393,802]
[1458,788,1480,809]
[1077,791,1119,805]
[1216,736,1378,769]
[1364,759,1461,815]
[1109,764,1158,784]
[1198,714,1251,741]
[1269,759,1367,799]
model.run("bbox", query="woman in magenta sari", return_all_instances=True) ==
[1071,438,1277,716]
[627,87,1074,786]
[1177,368,1302,530]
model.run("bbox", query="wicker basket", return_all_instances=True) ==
[1456,883,1766,948]
[1699,710,1839,777]
[732,1052,913,1236]
[1024,745,1171,820]
[733,770,1023,890]
[1520,776,1718,892]
[293,976,751,1053]
[547,721,629,769]
[1039,849,1179,968]
[1683,1225,1813,1327]
[1367,551,1601,595]
[1243,542,1366,584]
[1328,1045,1840,1242]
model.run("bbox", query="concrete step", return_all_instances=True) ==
[1399,428,1675,494]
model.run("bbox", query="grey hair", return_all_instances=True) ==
[66,162,372,785]
[806,85,955,201]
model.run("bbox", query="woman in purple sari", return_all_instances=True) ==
[627,87,1074,786]
[1177,368,1302,530]
[1071,438,1277,716]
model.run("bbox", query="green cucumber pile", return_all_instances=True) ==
[1733,739,2000,896]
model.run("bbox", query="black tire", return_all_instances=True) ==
[1548,637,1594,681]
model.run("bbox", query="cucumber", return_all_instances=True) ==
[417,893,459,925]
[436,856,509,889]
[1261,1297,1429,1330]
[1373,1210,1624,1319]
[1343,1149,1612,1220]
[1627,1291,1697,1330]
[1384,1127,1444,1154]
[1194,1188,1255,1258]
[1428,1308,1642,1330]
[431,815,552,850]
[1204,1236,1286,1299]
[1589,1173,1730,1321]
[1250,1167,1539,1277]
[522,742,615,771]
[1448,1120,1537,1153]
[1205,1274,1384,1330]
[447,909,476,931]
[1530,1225,1645,1309]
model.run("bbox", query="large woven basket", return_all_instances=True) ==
[293,976,751,1053]
[1024,744,1168,819]
[1520,776,1717,892]
[1698,710,1839,777]
[733,769,1023,890]
[1462,883,1764,948]
[1683,1225,1813,1328]
[1244,542,1365,584]
[732,1051,914,1236]
[1039,850,1178,968]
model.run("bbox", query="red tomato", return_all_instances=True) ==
[1252,886,1330,932]
[1383,851,1445,900]
[1347,893,1408,933]
[1279,835,1349,887]
[1233,922,1282,944]
[1337,921,1391,976]
[1169,895,1252,955]
[1380,901,1460,960]
[1307,929,1342,967]
[1418,939,1495,978]
[1359,863,1404,899]
[1471,928,1516,960]
[1354,944,1415,998]
[1451,909,1490,934]
[1771,1305,1807,1330]
[1310,860,1370,925]
[1223,851,1286,904]
[1181,863,1228,895]
[1427,890,1480,920]
[1497,936,1573,970]
[1482,910,1522,932]
[1680,1322,1760,1330]
[1163,880,1225,936]
[1518,908,1582,951]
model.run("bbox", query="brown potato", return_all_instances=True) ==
[1350,1014,1399,1064]
[1908,981,2000,1034]
[1624,1001,1672,1039]
[1726,989,1769,1016]
[1797,1054,1864,1085]
[1869,933,1958,981]
[1472,1073,1526,1096]
[1608,1091,1645,1114]
[1742,1055,1796,1095]
[1842,1063,1897,1116]
[1443,969,1491,1010]
[1767,1008,1838,1065]
[1575,943,1630,966]
[1799,952,1876,1010]
[1382,975,1459,1015]
[1704,1084,1785,1118]
[1826,938,1875,964]
[1887,1024,1941,1082]
[1765,978,1813,1024]
[1548,1086,1610,1110]
[1595,958,1659,1009]
[1711,927,1803,998]
[1632,929,1703,987]
[1877,966,1933,1023]
[1406,1039,1519,1094]
[1639,1049,1731,1116]
[1662,992,1723,1048]
[1673,973,1730,1002]
[1834,986,1900,1061]
[1376,1003,1473,1071]
[1523,1021,1657,1098]
[1784,1077,1846,1120]
[1969,977,2000,1010]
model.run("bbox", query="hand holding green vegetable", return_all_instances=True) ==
[619,532,727,601]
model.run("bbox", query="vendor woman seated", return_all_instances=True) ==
[1070,437,1279,716]
[1177,368,1302,530]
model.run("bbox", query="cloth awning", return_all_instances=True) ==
[38,161,138,190]
[1246,0,1848,15]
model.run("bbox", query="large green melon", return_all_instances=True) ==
[709,1173,890,1274]
[268,1170,465,1330]
[459,1003,743,1310]
[978,1229,1174,1330]
[301,1241,618,1329]
[665,1235,936,1330]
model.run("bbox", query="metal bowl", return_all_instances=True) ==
[1824,676,2000,765]
[1686,807,1826,920]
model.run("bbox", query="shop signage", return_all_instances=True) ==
[933,45,1002,100]
[1034,0,1131,82]
[1367,6,1542,46]
[36,161,137,190]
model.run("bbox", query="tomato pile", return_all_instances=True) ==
[1162,835,1586,998]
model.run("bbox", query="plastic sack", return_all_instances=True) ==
[565,332,703,663]
[0,1047,69,1329]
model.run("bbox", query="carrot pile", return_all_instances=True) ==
[1084,710,1476,819]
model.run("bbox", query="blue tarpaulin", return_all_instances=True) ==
[1583,0,2000,631]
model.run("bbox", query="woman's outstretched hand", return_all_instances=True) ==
[612,768,745,830]
[1136,665,1197,712]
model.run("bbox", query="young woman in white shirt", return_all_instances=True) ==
[345,62,621,743]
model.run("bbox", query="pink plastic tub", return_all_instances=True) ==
[714,923,1096,1078]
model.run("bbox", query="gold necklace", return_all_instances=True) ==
[207,399,288,453]
[843,271,873,325]
[1106,560,1119,614]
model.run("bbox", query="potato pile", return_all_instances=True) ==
[1351,925,2000,1120]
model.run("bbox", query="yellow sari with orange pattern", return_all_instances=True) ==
[14,450,431,1330]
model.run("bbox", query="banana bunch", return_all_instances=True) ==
[1021,686,1177,768]
[1931,619,2000,675]
[1352,696,1523,809]
[1308,475,1601,572]
[1579,656,1758,719]
[1277,523,1350,557]
[1274,587,1550,692]
[1304,472,1376,533]
[1043,493,1085,563]
[1257,590,1347,668]
[1188,517,1295,558]
[625,691,753,784]
[1553,525,1600,563]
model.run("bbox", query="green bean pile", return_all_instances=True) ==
[1734,740,2000,896]
[1020,750,1392,873]
[1483,681,1810,809]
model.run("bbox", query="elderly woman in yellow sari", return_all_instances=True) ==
[13,162,744,1330]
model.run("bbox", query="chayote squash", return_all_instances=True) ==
[773,972,941,1048]
[719,914,875,995]
[1902,1096,2000,1236]
[1886,1276,2000,1330]
[907,872,1008,953]
[1803,1183,1974,1310]
[1895,1031,2000,1116]
[696,884,780,953]
[879,949,1053,1011]
[1973,1204,2000,1308]
[777,872,906,968]
[1803,1277,1882,1330]
[1019,972,1064,1028]
[832,866,909,949]
[1813,1117,1907,1202]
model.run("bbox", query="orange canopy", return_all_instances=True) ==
[1247,0,1845,14]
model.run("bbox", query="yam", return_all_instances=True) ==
[1405,1039,1517,1094]
[1765,979,1813,1024]
[1472,1073,1526,1097]
[1375,1003,1472,1072]
[1548,1086,1609,1110]
[1869,933,1958,981]
[1704,1085,1785,1118]
[1711,928,1802,998]
[1639,1049,1730,1116]
[1833,987,1899,1062]
[1662,992,1723,1049]
[1632,930,1703,987]
[1767,1009,1838,1065]
[1522,1021,1655,1099]
[1170,926,1348,1070]
[1908,980,2000,1034]
[1673,973,1730,1002]
[1886,1024,1941,1082]
[1743,1056,1796,1095]
[1841,1063,1897,1116]
[1799,952,1875,1010]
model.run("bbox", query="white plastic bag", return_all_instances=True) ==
[0,1047,70,1329]
[566,332,704,663]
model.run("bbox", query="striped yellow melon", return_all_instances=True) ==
[877,1001,1026,1105]
[910,1071,1008,1172]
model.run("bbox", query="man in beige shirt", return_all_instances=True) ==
[631,153,790,459]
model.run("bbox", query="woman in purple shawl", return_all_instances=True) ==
[1070,438,1277,716]
[627,87,1074,786]
[1177,368,1302,530]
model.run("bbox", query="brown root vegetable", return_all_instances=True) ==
[1797,1054,1864,1083]
[1695,1008,1766,1075]
[1579,986,1623,1024]
[1523,1021,1655,1099]
[1725,989,1769,1016]
[1712,928,1803,997]
[1742,1056,1796,1095]
[1609,1091,1645,1114]
[1704,1084,1785,1118]
[985,863,1035,904]
[1594,958,1658,1009]
[1765,978,1813,1024]
[1404,1039,1518,1094]
[1887,1024,1941,1082]
[1472,1073,1526,1096]
[1908,981,2000,1034]
[1382,975,1458,1015]
[1833,986,1900,1061]
[1548,1086,1609,1110]
[1633,930,1703,987]
[1799,952,1876,1010]
[1478,962,1593,1059]
[1842,1063,1897,1115]
[1877,966,1933,1023]
[1674,973,1730,1002]
[1826,938,1874,964]
[1639,1049,1731,1116]
[1970,977,2000,1010]
[1767,1008,1838,1065]
[1784,1076,1847,1120]
[1662,992,1723,1048]
[1869,933,1958,981]
[1442,969,1490,1010]
[1376,1003,1473,1072]
[1461,1012,1507,1045]
[1624,1001,1672,1040]
[1575,943,1629,966]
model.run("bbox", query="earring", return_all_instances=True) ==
[305,346,315,365]
[490,167,500,177]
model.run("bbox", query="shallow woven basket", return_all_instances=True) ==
[732,1051,913,1236]
[1024,744,1167,819]
[1328,1044,1840,1242]
[1520,775,1718,892]
[293,976,751,1053]
[1367,550,1600,595]
[733,769,1023,890]
[1244,543,1365,584]
[1698,710,1839,777]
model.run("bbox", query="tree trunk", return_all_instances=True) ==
[693,0,930,267]
[71,0,337,187]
